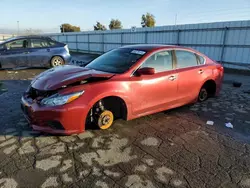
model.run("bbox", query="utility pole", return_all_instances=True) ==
[17,21,20,35]
[174,14,177,26]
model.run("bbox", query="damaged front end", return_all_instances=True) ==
[31,66,115,91]
[27,86,57,101]
[26,76,111,106]
[21,66,116,134]
[26,66,115,103]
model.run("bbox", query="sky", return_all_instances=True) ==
[1,0,250,33]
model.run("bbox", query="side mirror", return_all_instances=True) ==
[137,67,155,75]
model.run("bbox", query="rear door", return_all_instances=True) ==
[0,39,29,68]
[174,50,207,104]
[27,38,52,67]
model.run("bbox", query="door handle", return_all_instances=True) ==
[198,69,204,74]
[24,51,30,54]
[168,75,176,81]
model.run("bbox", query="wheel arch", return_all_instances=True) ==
[89,95,129,120]
[200,79,217,96]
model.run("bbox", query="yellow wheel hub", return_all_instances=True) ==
[97,110,114,130]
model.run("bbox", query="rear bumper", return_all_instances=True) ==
[63,53,72,64]
[20,95,88,135]
[214,75,223,96]
[215,69,224,96]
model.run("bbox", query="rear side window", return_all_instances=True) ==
[141,51,173,73]
[30,38,49,48]
[175,50,198,68]
[198,55,205,64]
[48,40,57,46]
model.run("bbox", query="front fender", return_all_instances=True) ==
[86,91,132,120]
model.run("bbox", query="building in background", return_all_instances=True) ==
[0,34,15,42]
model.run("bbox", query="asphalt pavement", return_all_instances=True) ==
[0,54,250,188]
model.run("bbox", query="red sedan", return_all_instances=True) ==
[21,45,224,135]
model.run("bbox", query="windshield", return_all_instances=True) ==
[86,48,146,73]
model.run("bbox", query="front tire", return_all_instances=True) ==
[50,56,65,67]
[198,87,208,102]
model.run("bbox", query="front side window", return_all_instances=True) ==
[175,50,198,68]
[30,38,49,48]
[86,48,146,73]
[6,39,28,49]
[140,50,173,73]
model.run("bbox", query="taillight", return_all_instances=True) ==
[64,45,69,53]
[217,66,224,72]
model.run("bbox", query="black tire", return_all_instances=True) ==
[50,56,65,67]
[198,87,208,102]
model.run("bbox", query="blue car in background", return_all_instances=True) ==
[0,36,71,69]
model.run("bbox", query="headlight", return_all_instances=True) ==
[41,91,84,106]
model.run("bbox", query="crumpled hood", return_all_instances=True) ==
[31,65,114,90]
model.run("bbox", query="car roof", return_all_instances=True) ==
[120,44,192,52]
[15,35,51,39]
[3,35,53,43]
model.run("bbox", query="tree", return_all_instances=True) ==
[109,19,122,30]
[60,24,80,33]
[94,22,107,31]
[141,13,156,27]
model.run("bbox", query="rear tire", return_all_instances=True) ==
[50,56,65,67]
[198,87,208,102]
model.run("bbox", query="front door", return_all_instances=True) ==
[130,50,178,116]
[174,50,206,104]
[0,39,29,68]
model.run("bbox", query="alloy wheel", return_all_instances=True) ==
[51,56,64,67]
[199,88,208,102]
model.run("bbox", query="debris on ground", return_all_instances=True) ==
[206,120,214,125]
[225,122,234,129]
[233,82,242,88]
